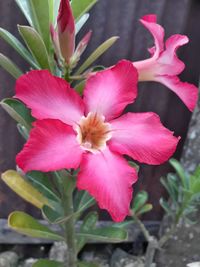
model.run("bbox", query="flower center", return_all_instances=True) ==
[75,112,112,153]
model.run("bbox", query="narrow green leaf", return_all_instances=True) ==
[26,171,60,203]
[33,259,63,267]
[75,36,119,75]
[159,198,172,215]
[77,226,127,243]
[0,28,38,69]
[74,190,96,214]
[111,220,132,229]
[8,211,64,240]
[74,80,86,95]
[42,205,64,224]
[1,170,49,209]
[1,98,33,129]
[132,191,148,213]
[0,53,22,79]
[136,204,153,216]
[193,165,200,178]
[77,212,98,252]
[18,25,51,70]
[71,0,97,21]
[76,14,90,34]
[15,0,33,26]
[160,176,173,195]
[169,158,188,188]
[53,0,60,26]
[48,0,54,23]
[17,124,29,139]
[29,0,50,50]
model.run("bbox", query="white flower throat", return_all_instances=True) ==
[75,112,112,153]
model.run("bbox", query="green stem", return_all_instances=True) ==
[61,172,77,267]
[132,212,152,242]
[158,223,176,248]
[132,213,158,267]
[63,191,77,267]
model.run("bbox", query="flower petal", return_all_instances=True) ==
[83,60,138,121]
[140,14,164,59]
[156,75,198,112]
[77,148,138,222]
[157,34,189,76]
[16,119,83,172]
[109,112,180,165]
[15,70,84,126]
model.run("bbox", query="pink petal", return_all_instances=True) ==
[83,60,138,121]
[109,112,180,165]
[156,76,198,112]
[16,119,83,172]
[77,148,138,222]
[15,70,84,126]
[140,14,164,59]
[157,34,189,76]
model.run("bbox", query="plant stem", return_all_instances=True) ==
[61,173,77,267]
[132,212,152,242]
[63,191,77,267]
[144,237,158,267]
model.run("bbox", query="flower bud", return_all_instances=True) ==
[57,0,75,64]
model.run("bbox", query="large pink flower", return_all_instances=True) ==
[15,60,180,222]
[133,14,198,112]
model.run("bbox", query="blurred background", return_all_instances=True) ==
[0,0,200,221]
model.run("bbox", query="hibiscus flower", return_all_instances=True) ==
[15,60,179,222]
[133,14,198,112]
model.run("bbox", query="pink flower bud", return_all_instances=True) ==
[57,0,75,64]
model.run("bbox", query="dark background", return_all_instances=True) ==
[0,0,200,220]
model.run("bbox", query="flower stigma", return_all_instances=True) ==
[75,112,112,153]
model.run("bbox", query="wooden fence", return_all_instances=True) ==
[0,0,200,220]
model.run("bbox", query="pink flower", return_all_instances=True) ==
[15,60,179,222]
[133,14,198,112]
[52,0,75,63]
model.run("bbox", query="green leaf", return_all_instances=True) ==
[111,220,132,229]
[75,36,119,75]
[9,211,64,241]
[33,259,63,267]
[169,158,188,188]
[71,0,97,21]
[74,190,96,215]
[0,53,22,78]
[193,165,200,178]
[0,28,38,69]
[29,0,50,50]
[26,171,60,203]
[76,13,90,34]
[17,124,29,139]
[42,205,64,224]
[159,198,172,215]
[160,176,173,195]
[132,191,148,213]
[77,212,98,252]
[77,226,127,243]
[136,204,153,216]
[18,25,51,70]
[74,80,85,94]
[1,170,49,209]
[15,0,33,26]
[1,98,33,129]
